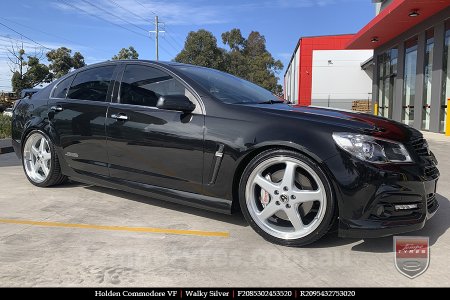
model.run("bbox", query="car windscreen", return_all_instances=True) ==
[175,65,280,104]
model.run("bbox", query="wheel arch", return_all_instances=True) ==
[231,141,330,213]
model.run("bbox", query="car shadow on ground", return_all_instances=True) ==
[82,184,249,227]
[306,194,450,253]
[75,181,449,249]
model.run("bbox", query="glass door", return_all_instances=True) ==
[441,22,450,133]
[422,30,434,131]
[377,48,397,118]
[402,38,418,127]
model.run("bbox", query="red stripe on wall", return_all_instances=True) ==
[297,34,355,106]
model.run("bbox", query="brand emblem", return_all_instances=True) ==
[280,194,289,203]
[394,236,429,279]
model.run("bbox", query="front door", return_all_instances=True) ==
[47,65,116,176]
[106,63,204,194]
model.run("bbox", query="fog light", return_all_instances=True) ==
[394,204,418,211]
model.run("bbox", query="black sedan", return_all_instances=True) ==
[11,60,439,246]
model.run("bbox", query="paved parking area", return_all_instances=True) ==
[0,132,449,287]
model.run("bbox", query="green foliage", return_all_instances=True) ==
[46,47,86,79]
[0,115,12,139]
[175,28,284,94]
[11,55,52,94]
[175,30,226,71]
[112,46,139,60]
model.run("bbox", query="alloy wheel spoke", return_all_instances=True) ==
[31,145,39,157]
[257,201,280,221]
[254,174,279,194]
[39,138,46,153]
[285,206,304,231]
[33,160,41,174]
[42,152,51,161]
[281,161,297,190]
[291,189,323,203]
[41,162,49,176]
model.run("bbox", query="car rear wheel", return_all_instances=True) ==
[239,149,336,246]
[22,131,67,187]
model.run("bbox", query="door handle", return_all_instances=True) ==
[111,113,128,121]
[50,105,63,112]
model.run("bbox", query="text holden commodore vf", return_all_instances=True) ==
[11,60,439,246]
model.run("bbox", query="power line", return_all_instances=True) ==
[108,0,150,24]
[114,0,183,55]
[58,0,149,40]
[0,21,53,50]
[132,0,158,16]
[161,35,180,53]
[0,16,112,56]
[163,25,184,49]
[80,0,150,34]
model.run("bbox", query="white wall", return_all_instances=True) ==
[284,46,300,104]
[311,50,373,110]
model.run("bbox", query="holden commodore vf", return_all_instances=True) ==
[11,60,439,246]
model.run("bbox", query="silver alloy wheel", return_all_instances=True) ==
[245,156,327,240]
[23,132,52,184]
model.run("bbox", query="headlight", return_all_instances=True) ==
[332,133,412,164]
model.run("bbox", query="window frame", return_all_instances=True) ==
[64,64,117,103]
[49,74,75,100]
[116,62,205,115]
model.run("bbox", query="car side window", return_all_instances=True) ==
[67,66,115,102]
[120,64,200,112]
[51,75,74,98]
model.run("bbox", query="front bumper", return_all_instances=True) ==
[323,152,439,239]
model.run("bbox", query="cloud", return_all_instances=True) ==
[52,0,234,26]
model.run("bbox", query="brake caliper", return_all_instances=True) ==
[259,174,272,207]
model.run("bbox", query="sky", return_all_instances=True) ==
[0,0,375,91]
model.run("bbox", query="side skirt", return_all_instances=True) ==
[67,171,232,215]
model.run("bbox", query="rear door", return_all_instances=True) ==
[47,64,117,176]
[106,63,205,193]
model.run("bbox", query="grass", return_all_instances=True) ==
[0,114,12,139]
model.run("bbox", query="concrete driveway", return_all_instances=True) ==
[0,132,449,287]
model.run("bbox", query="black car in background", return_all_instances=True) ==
[11,60,439,246]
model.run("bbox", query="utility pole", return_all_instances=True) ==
[155,16,159,61]
[150,16,165,61]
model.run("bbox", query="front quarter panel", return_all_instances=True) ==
[202,104,341,202]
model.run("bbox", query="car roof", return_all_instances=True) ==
[77,60,192,70]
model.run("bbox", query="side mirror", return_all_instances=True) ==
[156,95,196,113]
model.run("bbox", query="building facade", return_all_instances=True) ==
[347,0,450,134]
[284,35,373,110]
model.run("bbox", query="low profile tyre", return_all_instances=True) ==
[22,130,67,187]
[239,149,336,246]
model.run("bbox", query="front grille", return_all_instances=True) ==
[410,137,430,157]
[424,165,440,179]
[427,194,439,214]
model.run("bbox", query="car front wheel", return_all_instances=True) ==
[239,149,336,246]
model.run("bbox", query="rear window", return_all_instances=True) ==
[67,66,115,102]
[51,75,74,98]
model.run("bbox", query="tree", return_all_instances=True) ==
[46,47,85,79]
[112,46,139,60]
[6,42,51,94]
[243,31,284,95]
[174,30,226,71]
[176,29,284,94]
